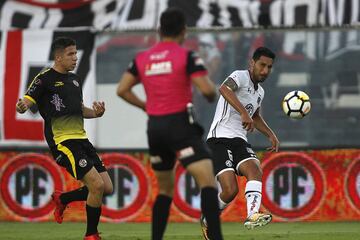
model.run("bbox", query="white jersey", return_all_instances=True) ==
[207,70,264,142]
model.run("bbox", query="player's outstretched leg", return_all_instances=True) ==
[51,190,67,224]
[244,212,272,230]
[51,186,89,223]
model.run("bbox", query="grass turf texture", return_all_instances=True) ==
[0,222,359,239]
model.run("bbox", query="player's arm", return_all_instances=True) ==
[82,101,105,119]
[116,72,146,111]
[16,76,44,114]
[16,97,34,114]
[219,77,254,131]
[192,75,216,102]
[187,51,216,102]
[252,108,279,152]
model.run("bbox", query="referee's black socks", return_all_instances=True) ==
[152,194,172,240]
[201,187,223,240]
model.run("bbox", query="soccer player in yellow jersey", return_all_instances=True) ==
[16,37,113,240]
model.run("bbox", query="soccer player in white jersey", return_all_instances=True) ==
[201,47,279,239]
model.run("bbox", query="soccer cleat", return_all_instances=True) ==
[200,215,210,240]
[51,190,67,224]
[84,232,101,240]
[244,212,272,230]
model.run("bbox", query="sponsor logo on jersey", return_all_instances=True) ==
[150,50,169,60]
[50,94,66,111]
[73,80,79,87]
[145,61,172,76]
[54,81,64,87]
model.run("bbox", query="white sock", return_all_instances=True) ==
[218,193,228,211]
[245,180,262,218]
[216,178,229,211]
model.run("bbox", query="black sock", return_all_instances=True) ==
[60,186,89,205]
[152,194,172,240]
[85,204,101,236]
[201,187,223,240]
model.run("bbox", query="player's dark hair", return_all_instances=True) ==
[252,47,276,61]
[160,7,186,37]
[51,37,76,58]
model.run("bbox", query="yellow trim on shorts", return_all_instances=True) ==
[57,143,77,179]
[24,95,36,104]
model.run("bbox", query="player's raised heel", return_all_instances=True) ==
[84,232,101,240]
[200,215,210,240]
[244,212,272,230]
[51,190,67,224]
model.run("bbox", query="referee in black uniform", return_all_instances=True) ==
[16,37,113,240]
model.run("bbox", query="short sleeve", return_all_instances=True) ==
[24,77,44,104]
[127,59,138,76]
[186,51,207,77]
[228,71,247,89]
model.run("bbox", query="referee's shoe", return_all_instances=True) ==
[244,212,272,230]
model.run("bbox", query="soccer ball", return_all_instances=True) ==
[282,90,311,119]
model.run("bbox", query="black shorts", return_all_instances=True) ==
[206,137,259,177]
[52,139,107,180]
[147,111,211,171]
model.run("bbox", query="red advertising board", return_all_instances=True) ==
[0,149,359,222]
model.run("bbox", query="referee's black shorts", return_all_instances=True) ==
[147,111,212,171]
[51,139,107,180]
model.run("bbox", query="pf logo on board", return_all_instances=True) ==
[173,164,201,219]
[262,152,325,219]
[345,156,360,213]
[100,153,149,221]
[0,153,64,219]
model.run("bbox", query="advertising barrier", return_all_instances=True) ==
[0,149,359,222]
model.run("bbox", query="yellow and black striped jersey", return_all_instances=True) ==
[25,68,87,149]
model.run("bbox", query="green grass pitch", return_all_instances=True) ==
[0,222,359,239]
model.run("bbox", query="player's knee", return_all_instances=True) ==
[88,178,105,195]
[104,182,114,195]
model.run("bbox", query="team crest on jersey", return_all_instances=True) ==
[73,80,79,87]
[245,103,254,115]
